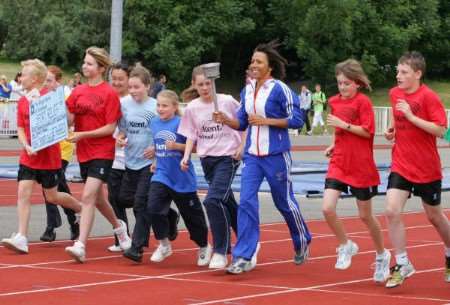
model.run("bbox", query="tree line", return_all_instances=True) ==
[0,0,448,91]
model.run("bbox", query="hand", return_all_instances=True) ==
[213,111,228,124]
[24,144,36,156]
[232,147,244,161]
[116,137,128,147]
[165,140,176,150]
[327,114,346,129]
[384,127,395,141]
[143,146,155,159]
[180,156,190,172]
[324,145,334,158]
[150,163,156,173]
[395,99,413,120]
[66,131,84,143]
[248,114,267,126]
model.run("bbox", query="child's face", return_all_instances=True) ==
[45,72,58,91]
[396,63,421,92]
[336,74,359,99]
[315,85,321,92]
[128,76,149,103]
[111,69,129,97]
[157,96,177,120]
[82,54,104,79]
[193,74,212,101]
[21,66,37,91]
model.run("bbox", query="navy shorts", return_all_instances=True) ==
[325,178,378,201]
[387,172,441,206]
[18,164,61,189]
[79,159,113,183]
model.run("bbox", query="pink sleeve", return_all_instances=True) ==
[177,107,198,140]
[425,91,447,127]
[228,96,240,119]
[359,97,375,135]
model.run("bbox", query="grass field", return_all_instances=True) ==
[0,59,448,107]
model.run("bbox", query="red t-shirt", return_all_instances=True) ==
[326,92,380,188]
[390,84,446,183]
[17,88,62,170]
[66,82,121,163]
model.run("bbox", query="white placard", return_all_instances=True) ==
[30,86,68,152]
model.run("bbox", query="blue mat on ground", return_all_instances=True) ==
[1,162,450,197]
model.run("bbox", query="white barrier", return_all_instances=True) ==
[0,99,18,137]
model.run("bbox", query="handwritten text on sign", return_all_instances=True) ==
[30,86,68,152]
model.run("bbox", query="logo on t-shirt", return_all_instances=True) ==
[155,130,179,157]
[199,120,224,140]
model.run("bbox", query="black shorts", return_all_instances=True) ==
[79,159,113,183]
[17,164,61,189]
[387,172,441,206]
[325,178,378,201]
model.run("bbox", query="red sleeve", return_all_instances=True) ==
[425,91,447,127]
[359,96,375,135]
[65,87,78,113]
[104,90,121,124]
[16,97,26,128]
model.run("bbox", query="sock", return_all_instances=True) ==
[376,249,387,260]
[395,252,409,266]
[445,247,450,258]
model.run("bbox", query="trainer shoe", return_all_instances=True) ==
[150,243,172,262]
[123,246,143,263]
[385,262,416,288]
[209,253,228,269]
[445,256,450,282]
[107,244,123,252]
[250,242,261,268]
[294,244,310,265]
[168,209,180,241]
[226,257,254,274]
[40,227,56,242]
[373,249,391,282]
[197,244,213,266]
[335,240,359,270]
[113,220,132,251]
[2,233,28,254]
[65,240,86,263]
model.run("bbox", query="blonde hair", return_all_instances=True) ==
[21,59,47,85]
[335,59,371,91]
[129,62,152,86]
[85,46,112,76]
[157,89,181,116]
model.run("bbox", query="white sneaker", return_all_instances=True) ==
[335,240,359,270]
[197,244,212,266]
[1,233,28,254]
[150,243,172,262]
[250,242,261,269]
[107,244,123,252]
[373,249,391,282]
[113,220,131,251]
[65,240,86,263]
[209,253,228,269]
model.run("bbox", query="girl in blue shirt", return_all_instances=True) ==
[147,90,211,266]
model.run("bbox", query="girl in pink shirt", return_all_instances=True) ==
[178,65,245,269]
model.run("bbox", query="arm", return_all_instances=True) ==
[166,140,186,152]
[67,122,117,143]
[233,130,247,160]
[17,127,35,155]
[213,112,241,130]
[180,138,195,171]
[325,132,335,158]
[396,99,445,137]
[327,114,371,139]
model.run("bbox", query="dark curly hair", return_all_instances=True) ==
[253,40,287,80]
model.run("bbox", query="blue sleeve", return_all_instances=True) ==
[236,88,249,131]
[280,84,303,129]
[176,133,187,144]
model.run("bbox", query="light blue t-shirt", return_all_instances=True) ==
[151,115,197,193]
[118,95,157,170]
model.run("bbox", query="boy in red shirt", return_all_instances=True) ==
[1,59,82,254]
[384,51,450,287]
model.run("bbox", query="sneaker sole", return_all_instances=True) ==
[386,268,416,288]
[150,251,173,263]
[65,248,85,263]
[123,252,143,263]
[335,243,359,270]
[2,241,28,254]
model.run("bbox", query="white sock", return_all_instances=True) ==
[445,247,450,258]
[395,252,409,265]
[376,249,387,260]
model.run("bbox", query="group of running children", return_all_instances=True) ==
[1,42,449,289]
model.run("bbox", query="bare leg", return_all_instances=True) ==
[357,199,384,254]
[322,189,347,245]
[17,180,35,236]
[95,184,120,229]
[385,188,409,255]
[77,177,101,245]
[422,202,450,247]
[43,187,82,213]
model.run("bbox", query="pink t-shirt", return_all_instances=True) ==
[178,94,242,157]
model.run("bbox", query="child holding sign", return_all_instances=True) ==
[1,59,82,254]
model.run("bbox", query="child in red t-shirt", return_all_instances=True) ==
[323,59,390,283]
[64,47,131,262]
[384,51,450,288]
[1,59,82,254]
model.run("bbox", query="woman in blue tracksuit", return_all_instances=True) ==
[214,41,312,274]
